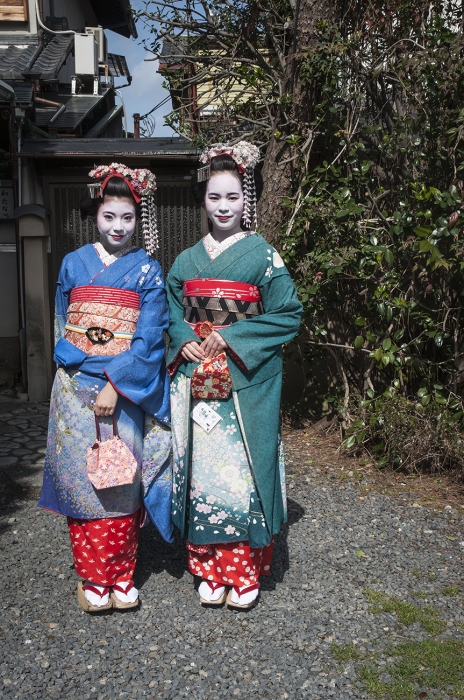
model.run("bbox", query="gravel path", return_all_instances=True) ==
[0,400,463,699]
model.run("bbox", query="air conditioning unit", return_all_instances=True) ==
[85,27,107,64]
[74,33,98,76]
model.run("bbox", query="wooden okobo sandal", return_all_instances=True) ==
[77,581,112,612]
[110,581,139,610]
[199,580,228,605]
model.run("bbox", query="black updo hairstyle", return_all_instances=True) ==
[79,176,141,220]
[191,154,263,205]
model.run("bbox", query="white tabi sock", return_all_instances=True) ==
[83,581,110,607]
[112,580,138,603]
[198,580,226,602]
[229,584,260,606]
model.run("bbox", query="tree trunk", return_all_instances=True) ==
[258,0,341,244]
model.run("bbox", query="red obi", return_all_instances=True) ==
[70,286,140,309]
[183,278,262,302]
[65,285,140,357]
[182,278,263,329]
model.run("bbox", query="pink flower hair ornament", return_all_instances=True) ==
[87,163,159,255]
[198,141,260,230]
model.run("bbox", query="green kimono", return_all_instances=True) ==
[166,233,302,548]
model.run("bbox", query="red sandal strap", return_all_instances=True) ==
[82,583,110,598]
[112,581,135,595]
[232,583,260,597]
[204,580,224,592]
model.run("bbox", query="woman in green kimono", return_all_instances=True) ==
[166,141,302,608]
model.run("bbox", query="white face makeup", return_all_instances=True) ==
[96,197,136,254]
[204,171,245,240]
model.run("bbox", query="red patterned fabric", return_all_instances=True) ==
[183,278,261,302]
[67,511,141,586]
[64,301,139,356]
[187,539,274,587]
[70,286,140,309]
[191,351,232,400]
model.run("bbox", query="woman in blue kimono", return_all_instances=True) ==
[39,163,171,612]
[166,143,302,609]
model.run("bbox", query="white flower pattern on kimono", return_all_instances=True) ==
[196,503,212,514]
[273,250,285,268]
[220,465,241,483]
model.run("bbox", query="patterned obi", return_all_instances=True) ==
[182,278,263,330]
[64,285,140,357]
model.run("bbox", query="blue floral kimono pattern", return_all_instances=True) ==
[39,244,172,536]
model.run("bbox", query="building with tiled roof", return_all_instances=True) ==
[0,1,201,401]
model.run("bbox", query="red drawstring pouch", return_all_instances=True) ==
[190,320,232,400]
[191,351,232,400]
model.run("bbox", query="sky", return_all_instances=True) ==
[106,0,175,137]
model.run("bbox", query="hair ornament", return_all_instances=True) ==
[88,163,159,255]
[198,141,260,229]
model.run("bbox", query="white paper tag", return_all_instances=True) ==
[191,401,222,433]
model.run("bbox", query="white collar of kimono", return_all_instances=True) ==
[94,241,132,267]
[204,231,252,260]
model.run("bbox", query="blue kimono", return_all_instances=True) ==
[39,244,172,541]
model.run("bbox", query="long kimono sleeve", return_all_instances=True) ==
[103,260,170,416]
[165,255,199,375]
[54,254,73,344]
[219,262,302,374]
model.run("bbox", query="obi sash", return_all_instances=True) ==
[64,285,140,357]
[182,278,263,330]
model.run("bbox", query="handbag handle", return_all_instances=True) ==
[94,413,118,441]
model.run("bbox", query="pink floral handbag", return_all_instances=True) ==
[87,415,137,490]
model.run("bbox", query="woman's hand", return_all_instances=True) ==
[201,330,228,358]
[94,382,119,416]
[181,341,205,363]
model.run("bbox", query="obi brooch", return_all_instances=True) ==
[64,322,134,344]
[86,326,114,345]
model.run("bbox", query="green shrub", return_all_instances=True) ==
[344,393,464,476]
[277,3,464,471]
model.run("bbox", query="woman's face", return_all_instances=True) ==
[96,197,136,254]
[204,171,244,237]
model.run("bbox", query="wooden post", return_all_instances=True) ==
[133,113,140,138]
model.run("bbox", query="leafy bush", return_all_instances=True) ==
[345,393,464,476]
[278,2,464,471]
